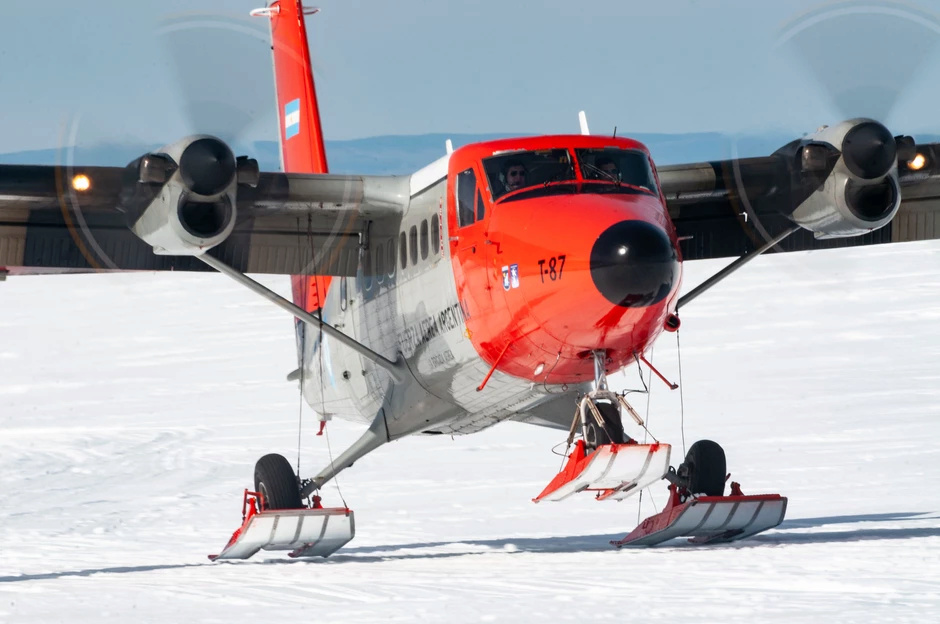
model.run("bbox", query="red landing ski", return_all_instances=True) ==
[210,490,355,561]
[534,441,672,502]
[611,482,787,547]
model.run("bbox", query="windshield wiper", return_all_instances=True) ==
[581,162,621,185]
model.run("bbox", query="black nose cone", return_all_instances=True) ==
[590,221,679,308]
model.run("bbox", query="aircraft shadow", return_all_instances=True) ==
[4,511,937,577]
[749,525,940,546]
[743,510,940,546]
[776,511,934,530]
[0,563,209,583]
[310,510,940,562]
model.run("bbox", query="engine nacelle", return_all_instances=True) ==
[127,135,238,256]
[786,119,900,239]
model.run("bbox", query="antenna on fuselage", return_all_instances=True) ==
[445,139,454,154]
[578,110,590,135]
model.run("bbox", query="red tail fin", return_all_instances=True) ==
[257,0,330,312]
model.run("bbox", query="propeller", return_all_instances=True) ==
[720,1,940,260]
[53,9,283,271]
[776,1,940,127]
[156,12,277,152]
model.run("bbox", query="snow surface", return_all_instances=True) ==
[1,242,939,623]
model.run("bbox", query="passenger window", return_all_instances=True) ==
[476,190,485,221]
[409,225,418,265]
[420,220,429,260]
[430,213,440,254]
[388,238,396,277]
[456,168,477,226]
[375,241,385,284]
[399,232,407,270]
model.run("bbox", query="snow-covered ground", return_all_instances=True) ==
[1,241,939,623]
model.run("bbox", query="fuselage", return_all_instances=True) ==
[299,135,683,438]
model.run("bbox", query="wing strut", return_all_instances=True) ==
[198,254,407,383]
[677,226,800,310]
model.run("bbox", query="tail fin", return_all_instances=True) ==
[256,0,330,314]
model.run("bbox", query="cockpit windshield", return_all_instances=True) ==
[576,148,658,195]
[483,149,576,201]
[480,146,658,203]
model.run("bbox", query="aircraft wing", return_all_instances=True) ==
[661,140,940,260]
[0,161,409,277]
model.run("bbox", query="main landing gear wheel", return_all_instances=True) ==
[254,453,303,510]
[584,400,628,448]
[679,440,727,496]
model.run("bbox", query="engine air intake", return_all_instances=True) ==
[179,137,236,196]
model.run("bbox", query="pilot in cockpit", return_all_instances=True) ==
[595,156,620,181]
[502,159,528,193]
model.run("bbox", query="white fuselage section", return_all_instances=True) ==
[299,159,582,439]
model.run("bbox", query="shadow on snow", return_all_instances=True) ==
[3,511,937,580]
[0,563,209,583]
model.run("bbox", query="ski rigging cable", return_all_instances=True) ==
[676,327,687,456]
[293,216,308,478]
[307,215,348,508]
[637,347,658,523]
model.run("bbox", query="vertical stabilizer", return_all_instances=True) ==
[255,0,331,314]
[260,0,328,174]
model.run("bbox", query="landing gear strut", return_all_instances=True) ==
[579,350,633,450]
[534,351,671,502]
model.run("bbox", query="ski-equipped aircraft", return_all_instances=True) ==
[2,1,940,557]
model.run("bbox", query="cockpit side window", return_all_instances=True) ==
[456,168,478,227]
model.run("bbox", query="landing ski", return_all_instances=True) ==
[210,490,355,561]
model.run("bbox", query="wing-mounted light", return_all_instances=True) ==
[783,118,901,239]
[123,135,257,256]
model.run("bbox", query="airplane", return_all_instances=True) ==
[2,0,940,557]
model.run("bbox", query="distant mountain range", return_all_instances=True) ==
[4,131,938,175]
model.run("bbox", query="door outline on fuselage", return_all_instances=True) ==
[448,163,495,306]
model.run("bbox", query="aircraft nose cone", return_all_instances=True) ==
[590,221,679,308]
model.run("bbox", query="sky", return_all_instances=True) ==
[3,0,940,153]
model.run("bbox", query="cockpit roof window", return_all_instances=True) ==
[483,149,575,201]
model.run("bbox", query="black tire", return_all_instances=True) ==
[683,440,726,496]
[254,453,303,510]
[584,401,627,448]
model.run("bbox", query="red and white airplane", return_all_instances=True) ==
[2,1,939,558]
